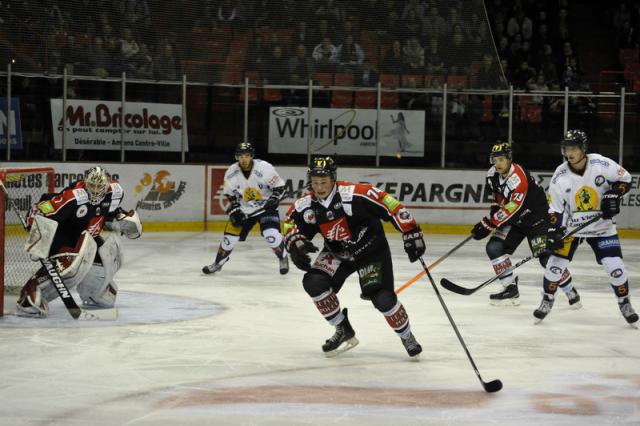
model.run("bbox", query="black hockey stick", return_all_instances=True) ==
[419,257,503,393]
[440,214,603,296]
[0,179,115,320]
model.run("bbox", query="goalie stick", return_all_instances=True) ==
[419,257,503,393]
[440,214,603,296]
[0,178,117,321]
[395,235,473,294]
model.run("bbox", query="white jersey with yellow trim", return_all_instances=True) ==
[223,159,285,215]
[548,153,631,237]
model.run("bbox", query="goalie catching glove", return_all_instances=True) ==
[106,209,142,239]
[285,233,319,271]
[402,227,425,263]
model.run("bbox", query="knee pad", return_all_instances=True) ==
[370,289,397,312]
[221,234,240,251]
[544,256,570,282]
[486,238,506,259]
[262,227,283,248]
[77,264,118,308]
[601,257,628,286]
[302,272,332,297]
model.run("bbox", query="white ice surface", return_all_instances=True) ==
[1,232,639,425]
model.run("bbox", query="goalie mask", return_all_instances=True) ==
[84,166,110,205]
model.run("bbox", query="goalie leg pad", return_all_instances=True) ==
[15,278,49,318]
[77,265,118,308]
[55,231,98,288]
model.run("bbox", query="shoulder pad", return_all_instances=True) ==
[109,182,124,199]
[225,164,240,180]
[293,195,312,212]
[337,182,356,202]
[551,164,568,185]
[486,166,497,178]
[72,188,89,204]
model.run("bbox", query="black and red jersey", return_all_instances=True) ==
[27,179,124,253]
[486,162,548,228]
[284,181,418,261]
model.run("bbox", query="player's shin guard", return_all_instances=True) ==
[15,278,49,318]
[489,256,519,305]
[383,301,422,357]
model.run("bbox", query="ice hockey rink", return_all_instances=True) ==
[1,231,639,426]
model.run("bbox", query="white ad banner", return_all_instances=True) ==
[208,165,640,228]
[4,162,204,223]
[50,99,188,152]
[268,107,425,157]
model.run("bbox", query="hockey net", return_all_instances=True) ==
[0,167,55,316]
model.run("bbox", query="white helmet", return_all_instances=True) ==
[84,166,110,205]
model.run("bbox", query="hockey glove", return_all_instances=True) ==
[227,204,247,227]
[402,228,426,263]
[471,217,495,240]
[600,190,621,219]
[264,194,281,211]
[286,234,319,271]
[530,235,548,257]
[546,225,566,251]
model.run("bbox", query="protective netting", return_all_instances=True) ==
[1,0,506,90]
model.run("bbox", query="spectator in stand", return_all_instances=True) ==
[289,43,315,85]
[120,28,140,60]
[62,35,86,74]
[87,36,111,78]
[617,20,637,48]
[474,53,502,90]
[335,19,358,46]
[292,21,313,50]
[355,58,378,87]
[402,36,424,72]
[538,44,559,84]
[217,0,239,28]
[402,0,425,20]
[513,60,536,89]
[447,25,469,75]
[424,38,445,76]
[264,45,288,84]
[134,43,154,79]
[154,42,177,81]
[507,7,533,41]
[246,34,269,74]
[312,37,338,72]
[313,0,345,27]
[381,39,404,75]
[337,35,364,72]
[402,8,422,40]
[310,19,331,49]
[423,6,447,41]
[124,0,150,32]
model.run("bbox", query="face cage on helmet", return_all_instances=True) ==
[85,177,109,205]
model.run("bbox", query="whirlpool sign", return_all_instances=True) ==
[268,107,425,157]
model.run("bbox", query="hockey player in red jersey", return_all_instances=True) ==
[16,166,142,318]
[471,142,577,306]
[284,156,426,358]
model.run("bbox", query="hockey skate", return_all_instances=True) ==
[533,293,555,323]
[322,308,359,357]
[202,257,229,275]
[565,287,582,309]
[279,256,289,275]
[401,332,422,359]
[489,278,519,306]
[618,297,639,327]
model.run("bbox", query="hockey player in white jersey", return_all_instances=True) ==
[202,142,289,275]
[534,130,638,325]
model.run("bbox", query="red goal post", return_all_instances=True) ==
[0,167,55,316]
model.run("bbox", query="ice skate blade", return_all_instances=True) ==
[490,297,520,307]
[533,316,546,325]
[569,301,583,310]
[324,337,359,358]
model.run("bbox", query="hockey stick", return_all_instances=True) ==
[0,179,116,320]
[419,256,503,393]
[395,235,473,294]
[440,214,603,296]
[245,189,292,219]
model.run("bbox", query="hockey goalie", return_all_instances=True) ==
[15,166,142,318]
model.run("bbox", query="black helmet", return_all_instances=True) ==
[489,142,512,164]
[561,129,587,154]
[308,156,337,181]
[235,142,255,160]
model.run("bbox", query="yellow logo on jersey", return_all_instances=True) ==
[37,200,55,214]
[575,186,599,211]
[243,187,263,202]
